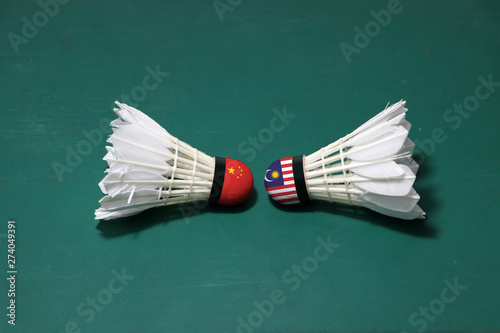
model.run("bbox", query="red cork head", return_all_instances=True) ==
[209,157,253,206]
[219,158,253,206]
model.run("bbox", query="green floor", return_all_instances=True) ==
[1,1,500,332]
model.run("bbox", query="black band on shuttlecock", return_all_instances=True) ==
[292,155,311,203]
[209,157,226,203]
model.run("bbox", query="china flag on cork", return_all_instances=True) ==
[209,157,253,206]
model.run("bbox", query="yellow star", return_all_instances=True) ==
[228,167,235,174]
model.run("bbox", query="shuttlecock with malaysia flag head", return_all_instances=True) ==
[264,100,425,220]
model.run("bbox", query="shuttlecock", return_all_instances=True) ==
[95,102,253,220]
[264,100,425,220]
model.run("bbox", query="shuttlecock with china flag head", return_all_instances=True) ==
[95,102,253,220]
[264,100,425,220]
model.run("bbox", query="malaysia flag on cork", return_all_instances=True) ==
[264,157,300,204]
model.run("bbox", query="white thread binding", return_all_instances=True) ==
[187,149,198,200]
[320,148,333,202]
[338,138,352,205]
[165,138,179,204]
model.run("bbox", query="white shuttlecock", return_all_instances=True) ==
[95,102,254,220]
[264,100,425,220]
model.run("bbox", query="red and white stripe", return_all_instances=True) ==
[267,157,299,204]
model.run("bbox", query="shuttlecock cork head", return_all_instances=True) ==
[209,157,253,206]
[264,156,310,205]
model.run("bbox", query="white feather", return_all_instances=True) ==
[395,138,415,158]
[407,160,420,175]
[350,160,404,178]
[346,112,406,147]
[114,102,170,139]
[353,164,415,196]
[394,155,419,175]
[301,101,425,220]
[364,203,426,220]
[100,171,168,197]
[96,190,163,219]
[95,102,216,220]
[345,100,407,140]
[347,125,409,161]
[360,188,419,212]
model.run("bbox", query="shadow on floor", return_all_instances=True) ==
[96,187,259,238]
